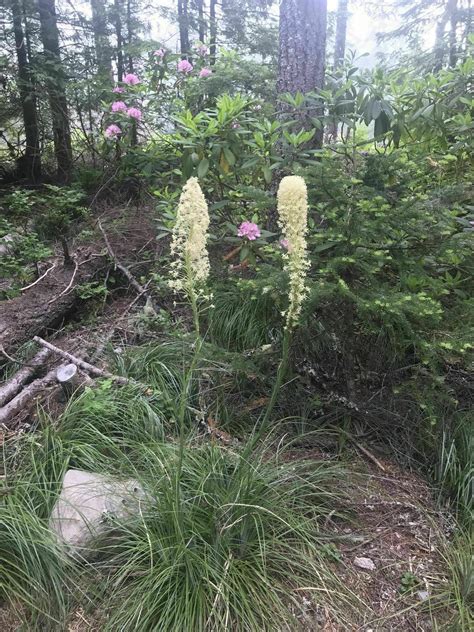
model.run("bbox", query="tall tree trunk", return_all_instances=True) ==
[126,0,134,71]
[114,0,124,81]
[334,0,348,66]
[37,0,73,183]
[90,0,112,80]
[178,0,190,58]
[278,0,328,147]
[328,0,348,141]
[448,0,458,66]
[10,0,41,181]
[209,0,217,64]
[196,0,206,43]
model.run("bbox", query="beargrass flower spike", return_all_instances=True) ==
[169,177,210,301]
[277,175,310,330]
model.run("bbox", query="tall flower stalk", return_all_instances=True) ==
[169,177,210,533]
[170,176,210,337]
[263,176,309,425]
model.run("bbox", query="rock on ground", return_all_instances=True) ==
[49,469,147,551]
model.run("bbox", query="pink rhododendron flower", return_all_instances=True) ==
[279,238,290,250]
[127,107,142,120]
[123,73,140,85]
[154,48,166,58]
[105,124,121,139]
[199,67,212,78]
[177,59,193,73]
[111,101,127,113]
[238,221,261,241]
[113,86,125,93]
[195,43,209,56]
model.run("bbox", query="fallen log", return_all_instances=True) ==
[0,248,108,355]
[33,336,135,386]
[0,367,58,425]
[0,347,51,407]
[98,219,154,308]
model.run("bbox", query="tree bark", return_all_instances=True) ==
[278,0,327,146]
[209,0,217,64]
[328,0,348,141]
[334,0,348,67]
[90,0,112,80]
[196,0,206,43]
[0,347,51,407]
[10,0,41,182]
[448,0,458,67]
[178,0,191,58]
[113,0,124,81]
[37,0,73,183]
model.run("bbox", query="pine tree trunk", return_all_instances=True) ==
[178,0,190,58]
[126,0,134,71]
[448,0,458,67]
[278,0,327,147]
[209,0,217,64]
[328,0,348,142]
[196,0,206,43]
[37,0,73,183]
[113,0,124,81]
[10,0,41,182]
[334,0,348,66]
[90,0,112,80]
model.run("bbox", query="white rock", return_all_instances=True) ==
[49,469,147,551]
[354,556,376,571]
[417,590,429,601]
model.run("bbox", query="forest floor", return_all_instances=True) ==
[0,204,466,630]
[0,453,457,631]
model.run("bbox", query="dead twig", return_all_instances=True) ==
[0,347,51,406]
[33,336,148,389]
[48,258,79,304]
[97,219,151,300]
[19,262,57,292]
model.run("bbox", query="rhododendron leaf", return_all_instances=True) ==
[197,158,209,178]
[263,166,272,184]
[223,147,236,166]
[240,245,250,262]
[219,152,230,174]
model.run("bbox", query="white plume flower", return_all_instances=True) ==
[277,175,310,329]
[169,177,210,295]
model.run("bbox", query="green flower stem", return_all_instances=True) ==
[261,326,292,427]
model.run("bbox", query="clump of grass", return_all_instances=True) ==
[87,439,360,630]
[210,283,280,352]
[0,429,73,629]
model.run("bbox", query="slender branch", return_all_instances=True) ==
[33,336,132,385]
[19,262,57,292]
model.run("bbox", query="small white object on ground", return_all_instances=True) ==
[49,469,147,551]
[353,556,376,571]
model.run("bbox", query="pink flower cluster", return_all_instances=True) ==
[195,43,209,56]
[111,100,127,113]
[199,67,212,78]
[113,86,125,94]
[238,221,261,241]
[105,124,121,139]
[178,59,193,73]
[154,48,166,58]
[123,73,140,85]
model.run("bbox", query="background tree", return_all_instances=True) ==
[10,0,41,181]
[37,0,72,182]
[278,0,327,146]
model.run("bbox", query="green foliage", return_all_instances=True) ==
[85,440,353,631]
